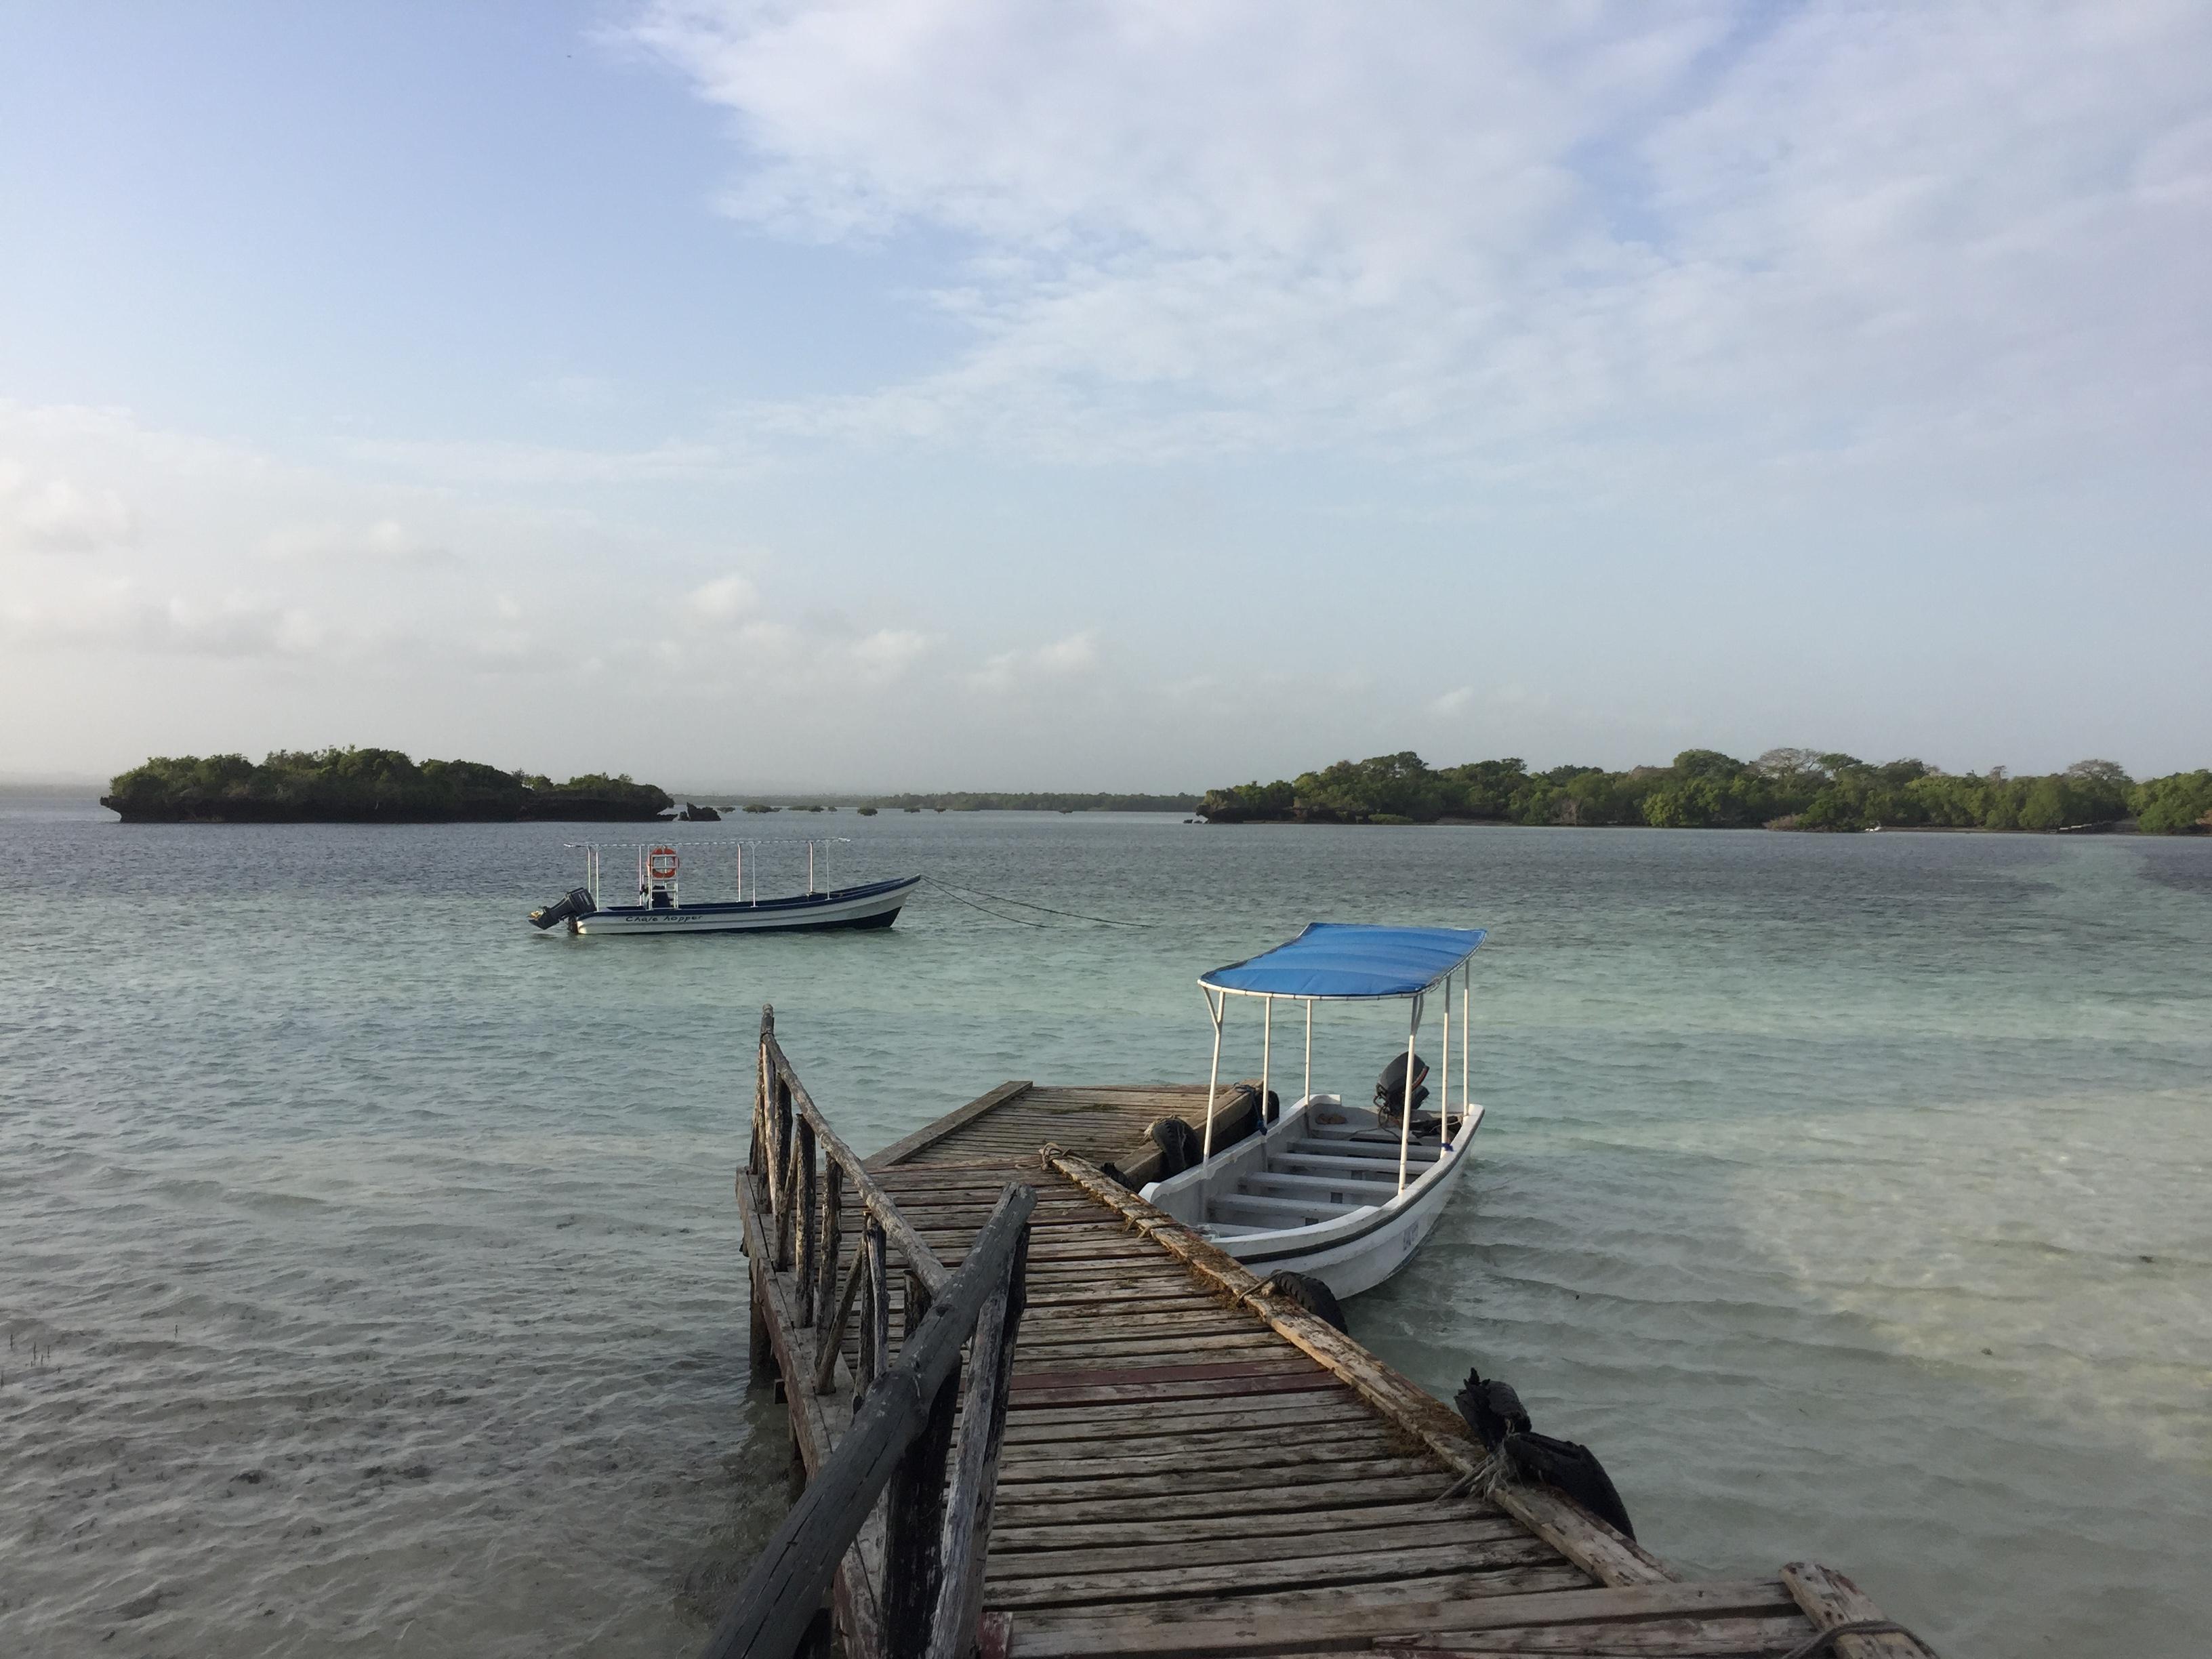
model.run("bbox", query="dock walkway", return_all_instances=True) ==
[732,1025,1929,1659]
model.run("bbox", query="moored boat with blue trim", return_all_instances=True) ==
[529,840,920,937]
[1139,921,1490,1298]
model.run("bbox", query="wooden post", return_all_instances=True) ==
[816,1158,844,1333]
[904,1269,932,1343]
[883,1361,962,1659]
[775,1078,799,1271]
[796,1118,819,1326]
[863,1217,890,1408]
[697,1184,1033,1659]
[813,1247,867,1396]
[926,1217,1029,1659]
[749,1264,777,1383]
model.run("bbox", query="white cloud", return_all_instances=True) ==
[850,626,931,682]
[1429,685,1474,716]
[0,462,137,552]
[0,583,324,659]
[342,434,743,486]
[263,518,456,567]
[634,0,2212,480]
[968,628,1101,693]
[685,572,764,624]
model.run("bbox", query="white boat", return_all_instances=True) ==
[1139,922,1490,1298]
[529,840,919,937]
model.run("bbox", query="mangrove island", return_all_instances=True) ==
[102,747,675,823]
[1200,750,2212,834]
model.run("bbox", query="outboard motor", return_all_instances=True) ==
[1148,1116,1204,1179]
[1374,1051,1431,1122]
[529,886,598,930]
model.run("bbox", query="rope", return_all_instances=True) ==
[918,881,1052,928]
[1780,1619,1938,1658]
[920,876,1153,928]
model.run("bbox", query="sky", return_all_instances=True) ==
[2,1,2207,791]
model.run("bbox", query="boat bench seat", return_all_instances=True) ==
[1240,1168,1399,1204]
[1286,1137,1415,1166]
[1274,1159,1425,1185]
[1208,1192,1362,1229]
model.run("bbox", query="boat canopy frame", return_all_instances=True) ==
[566,837,854,909]
[1195,923,1489,1193]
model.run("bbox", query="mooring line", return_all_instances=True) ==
[918,880,1053,928]
[920,876,1153,928]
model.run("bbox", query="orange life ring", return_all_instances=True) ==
[647,846,680,881]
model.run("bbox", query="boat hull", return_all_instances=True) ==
[569,876,919,937]
[1140,1094,1481,1299]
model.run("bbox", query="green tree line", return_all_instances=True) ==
[1200,750,2212,833]
[871,791,1200,813]
[103,748,674,823]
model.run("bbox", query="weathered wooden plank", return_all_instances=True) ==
[991,1473,1460,1526]
[1003,1370,1348,1410]
[1013,1334,1288,1368]
[1012,1354,1315,1387]
[998,1433,1412,1483]
[1778,1563,1927,1659]
[1005,1580,1795,1659]
[985,1498,1508,1555]
[815,1246,869,1396]
[1042,1149,1677,1593]
[985,1515,1528,1578]
[1017,1300,1252,1330]
[1414,1612,1816,1654]
[987,1453,1439,1506]
[1009,1317,1279,1346]
[984,1535,1566,1611]
[996,1391,1366,1441]
[796,1118,820,1326]
[1008,1372,1332,1409]
[869,1081,1036,1168]
[927,1224,1028,1659]
[733,1152,887,1658]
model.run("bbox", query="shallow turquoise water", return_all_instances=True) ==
[2,799,2207,1656]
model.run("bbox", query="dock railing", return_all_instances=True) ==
[710,1007,1033,1659]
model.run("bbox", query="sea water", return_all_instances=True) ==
[1,798,2207,1657]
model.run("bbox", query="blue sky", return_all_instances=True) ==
[3,1,2207,788]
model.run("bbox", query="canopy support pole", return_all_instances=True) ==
[1260,996,1271,1126]
[1398,993,1421,1194]
[1303,999,1313,1106]
[1201,987,1226,1163]
[1439,969,1452,1160]
[1462,972,1471,1131]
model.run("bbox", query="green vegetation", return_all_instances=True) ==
[872,791,1199,813]
[2131,771,2212,834]
[1201,750,2209,833]
[102,748,674,823]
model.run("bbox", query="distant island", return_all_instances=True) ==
[103,748,674,823]
[1200,750,2212,834]
[869,790,1199,813]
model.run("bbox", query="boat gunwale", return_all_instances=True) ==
[583,872,919,918]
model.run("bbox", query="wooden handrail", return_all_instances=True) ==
[755,1006,951,1294]
[708,1179,1035,1659]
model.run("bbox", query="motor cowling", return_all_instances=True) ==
[1375,1051,1431,1116]
[529,886,598,930]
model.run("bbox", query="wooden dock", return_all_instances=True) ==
[717,1011,1933,1659]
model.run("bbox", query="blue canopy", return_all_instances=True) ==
[1200,922,1488,1001]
